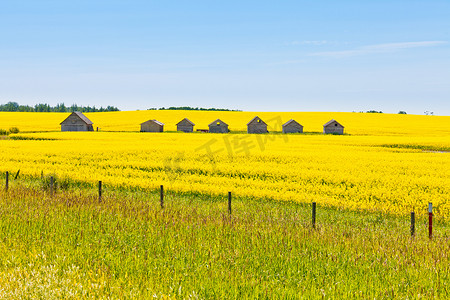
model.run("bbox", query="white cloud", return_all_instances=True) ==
[310,41,448,57]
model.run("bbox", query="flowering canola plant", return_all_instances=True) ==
[0,111,449,218]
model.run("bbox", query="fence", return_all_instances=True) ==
[2,171,436,239]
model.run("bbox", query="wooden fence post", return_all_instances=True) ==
[98,181,102,202]
[228,192,232,215]
[410,212,415,237]
[160,185,164,209]
[5,171,8,191]
[14,169,20,180]
[428,203,433,239]
[50,176,54,197]
[312,202,316,229]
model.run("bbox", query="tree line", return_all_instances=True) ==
[147,106,241,111]
[0,102,120,112]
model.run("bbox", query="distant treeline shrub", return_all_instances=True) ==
[9,127,19,134]
[0,102,120,112]
[9,136,58,141]
[148,106,241,111]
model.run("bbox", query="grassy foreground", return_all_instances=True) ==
[1,184,450,299]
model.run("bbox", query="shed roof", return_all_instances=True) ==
[208,119,228,126]
[283,119,303,127]
[60,112,93,125]
[247,116,267,126]
[140,119,164,126]
[176,118,195,126]
[323,119,344,128]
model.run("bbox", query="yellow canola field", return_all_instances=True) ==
[1,110,449,136]
[1,110,450,219]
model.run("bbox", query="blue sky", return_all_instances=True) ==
[0,0,449,115]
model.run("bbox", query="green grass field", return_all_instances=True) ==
[1,178,449,299]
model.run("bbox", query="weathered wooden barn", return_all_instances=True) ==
[176,118,195,132]
[247,116,268,134]
[208,119,229,133]
[60,112,94,132]
[323,119,344,134]
[140,119,164,132]
[282,119,303,133]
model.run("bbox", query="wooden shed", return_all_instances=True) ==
[176,118,195,132]
[60,112,94,132]
[140,119,164,132]
[282,119,303,133]
[323,119,344,134]
[247,116,268,134]
[208,119,229,133]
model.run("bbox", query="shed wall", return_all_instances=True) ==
[177,124,194,132]
[61,124,93,131]
[141,123,163,132]
[323,125,344,134]
[248,123,268,134]
[209,124,229,133]
[283,124,303,133]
